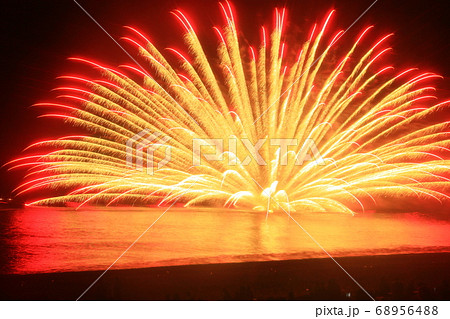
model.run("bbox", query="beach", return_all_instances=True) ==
[1,253,449,300]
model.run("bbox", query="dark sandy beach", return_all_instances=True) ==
[0,253,449,300]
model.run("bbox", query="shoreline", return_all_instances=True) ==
[1,252,449,300]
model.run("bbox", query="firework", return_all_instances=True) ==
[9,2,450,214]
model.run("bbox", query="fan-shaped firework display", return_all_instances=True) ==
[10,2,450,214]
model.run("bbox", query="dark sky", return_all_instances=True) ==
[1,0,449,197]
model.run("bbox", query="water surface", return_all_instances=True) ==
[0,207,449,274]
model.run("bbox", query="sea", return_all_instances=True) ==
[0,207,449,274]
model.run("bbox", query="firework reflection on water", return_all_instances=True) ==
[1,207,449,274]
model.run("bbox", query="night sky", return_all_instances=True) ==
[1,0,449,199]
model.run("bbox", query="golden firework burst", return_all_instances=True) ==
[9,2,450,214]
